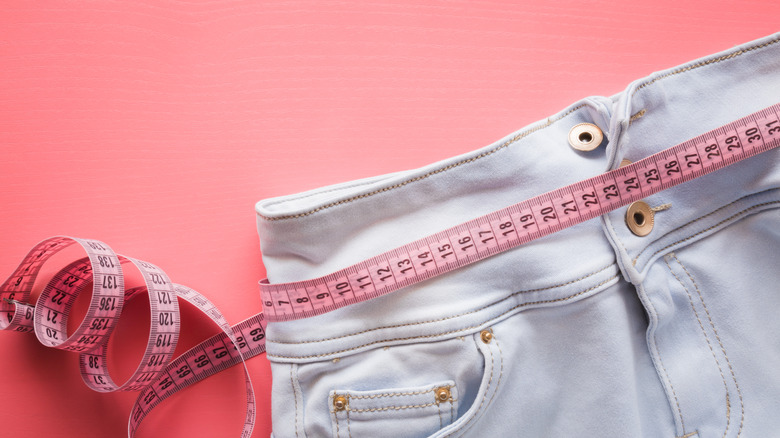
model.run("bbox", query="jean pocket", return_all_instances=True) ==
[329,381,459,438]
[430,328,503,438]
[315,328,502,438]
[268,325,505,437]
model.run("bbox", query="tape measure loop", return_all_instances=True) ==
[31,240,125,354]
[1,236,264,437]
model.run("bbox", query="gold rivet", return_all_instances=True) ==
[333,395,347,411]
[626,201,654,237]
[435,387,451,403]
[568,123,603,152]
[619,158,632,168]
[480,330,493,344]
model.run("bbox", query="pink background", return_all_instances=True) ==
[1,1,777,436]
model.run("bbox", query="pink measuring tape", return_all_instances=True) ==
[0,237,265,437]
[2,104,779,436]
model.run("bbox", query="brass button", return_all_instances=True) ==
[568,123,603,152]
[619,158,632,168]
[333,395,348,411]
[626,201,654,237]
[435,386,451,403]
[480,329,493,344]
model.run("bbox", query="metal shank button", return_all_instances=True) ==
[626,201,654,236]
[568,123,603,152]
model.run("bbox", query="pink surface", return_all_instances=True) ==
[0,2,777,436]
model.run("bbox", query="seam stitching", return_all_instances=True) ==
[438,400,443,429]
[673,254,745,436]
[629,108,647,124]
[290,364,300,438]
[332,394,340,438]
[346,405,352,438]
[268,273,617,360]
[634,188,779,262]
[263,177,387,209]
[260,36,780,223]
[349,400,457,413]
[641,279,687,434]
[656,337,687,433]
[441,335,496,438]
[631,36,780,97]
[349,388,439,399]
[450,391,454,426]
[270,264,614,345]
[258,105,586,221]
[456,337,503,438]
[636,199,780,266]
[474,335,504,432]
[665,255,731,438]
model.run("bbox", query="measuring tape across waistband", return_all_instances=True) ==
[259,103,780,322]
[1,104,779,436]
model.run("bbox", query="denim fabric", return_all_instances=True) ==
[256,32,780,437]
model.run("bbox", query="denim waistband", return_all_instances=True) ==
[255,32,780,362]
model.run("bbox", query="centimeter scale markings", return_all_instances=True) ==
[260,103,780,322]
[0,104,778,436]
[0,237,263,437]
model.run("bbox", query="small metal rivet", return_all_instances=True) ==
[619,158,632,168]
[435,387,451,403]
[480,329,493,344]
[568,123,604,152]
[333,395,347,411]
[626,201,654,237]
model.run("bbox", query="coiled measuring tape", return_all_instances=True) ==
[2,104,779,436]
[0,237,265,437]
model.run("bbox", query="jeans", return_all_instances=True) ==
[255,32,780,437]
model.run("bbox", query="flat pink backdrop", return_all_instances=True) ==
[1,1,777,437]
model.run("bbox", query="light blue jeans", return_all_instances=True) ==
[256,32,780,437]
